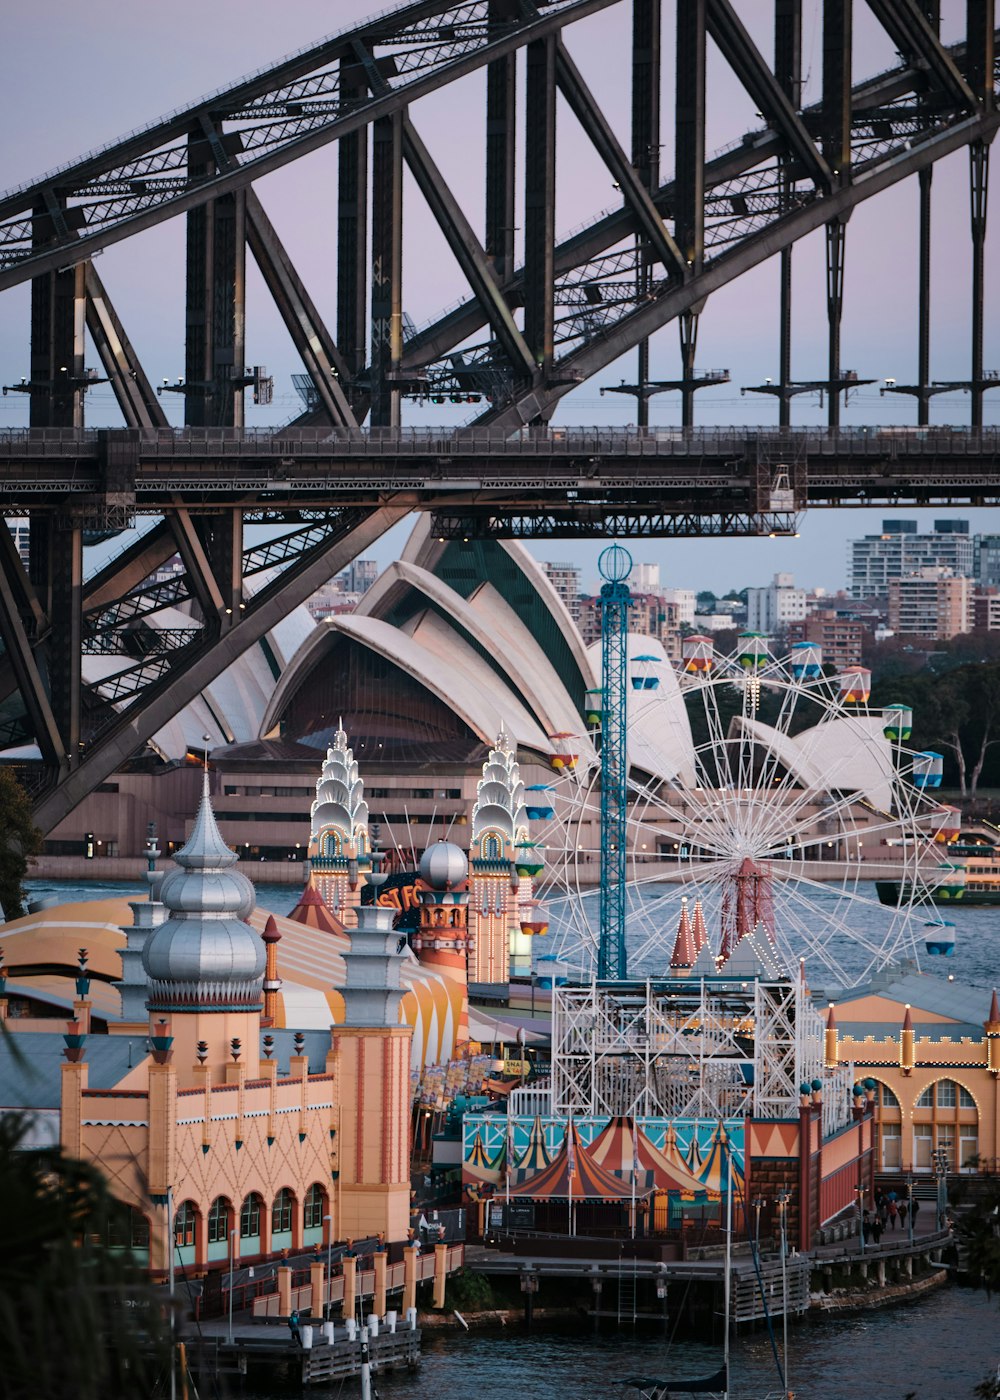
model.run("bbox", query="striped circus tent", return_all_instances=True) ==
[588,1116,705,1194]
[683,1129,705,1176]
[464,1128,503,1185]
[514,1115,554,1179]
[696,1123,744,1195]
[655,1122,714,1194]
[287,883,346,934]
[509,1120,637,1201]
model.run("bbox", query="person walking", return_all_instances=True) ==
[862,1210,872,1245]
[888,1198,898,1231]
[288,1308,303,1347]
[898,1198,908,1230]
[911,1196,921,1232]
[871,1214,883,1245]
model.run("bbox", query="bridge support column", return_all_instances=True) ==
[825,219,847,429]
[917,166,933,426]
[338,58,369,388]
[631,0,661,428]
[30,201,86,431]
[196,511,244,636]
[675,0,705,428]
[48,525,83,769]
[822,0,852,430]
[486,0,517,286]
[969,138,990,430]
[524,35,556,384]
[775,0,802,427]
[370,112,403,427]
[185,132,247,427]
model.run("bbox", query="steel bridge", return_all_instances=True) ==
[0,0,997,829]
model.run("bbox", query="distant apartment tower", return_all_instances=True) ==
[973,589,1000,631]
[4,517,29,568]
[848,520,973,599]
[975,536,1000,588]
[629,562,661,594]
[660,588,696,626]
[887,569,972,640]
[543,562,582,624]
[343,558,379,594]
[786,611,865,670]
[578,593,680,658]
[746,573,807,635]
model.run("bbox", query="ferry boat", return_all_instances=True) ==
[876,849,1000,907]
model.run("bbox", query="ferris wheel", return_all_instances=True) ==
[530,633,950,991]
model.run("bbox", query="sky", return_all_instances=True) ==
[1,0,998,595]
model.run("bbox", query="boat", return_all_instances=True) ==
[876,849,1000,908]
[614,1140,794,1400]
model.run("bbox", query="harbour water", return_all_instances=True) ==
[238,1287,1000,1400]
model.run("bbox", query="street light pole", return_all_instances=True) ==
[228,1226,237,1344]
[856,1183,865,1254]
[324,1214,333,1321]
[907,1175,914,1246]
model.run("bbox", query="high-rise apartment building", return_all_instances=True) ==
[4,517,29,568]
[543,562,582,624]
[746,572,807,634]
[629,562,661,593]
[786,611,865,669]
[578,593,680,658]
[848,520,974,599]
[887,568,972,640]
[660,588,696,626]
[975,536,1000,588]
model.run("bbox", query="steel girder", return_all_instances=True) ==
[30,502,414,833]
[0,2,993,428]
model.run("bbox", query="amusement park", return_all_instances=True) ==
[3,0,1000,1392]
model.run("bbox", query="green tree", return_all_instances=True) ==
[696,590,717,612]
[0,768,42,919]
[871,663,1000,797]
[0,1110,171,1399]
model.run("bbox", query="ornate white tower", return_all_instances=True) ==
[468,726,531,984]
[308,722,371,926]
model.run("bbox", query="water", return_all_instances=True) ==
[24,877,304,919]
[545,881,1000,994]
[243,1287,998,1399]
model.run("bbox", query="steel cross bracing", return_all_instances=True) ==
[0,0,998,829]
[0,2,996,429]
[550,975,855,1129]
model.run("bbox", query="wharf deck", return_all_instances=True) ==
[188,1321,421,1387]
[469,1250,812,1321]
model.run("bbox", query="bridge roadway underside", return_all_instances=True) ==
[3,427,1000,537]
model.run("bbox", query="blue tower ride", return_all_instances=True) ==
[597,544,632,980]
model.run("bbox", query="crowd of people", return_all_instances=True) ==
[861,1187,920,1245]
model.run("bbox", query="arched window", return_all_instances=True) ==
[207,1197,230,1245]
[174,1201,198,1249]
[482,834,501,860]
[240,1193,263,1241]
[272,1189,294,1235]
[322,830,342,858]
[877,1083,899,1108]
[304,1185,326,1232]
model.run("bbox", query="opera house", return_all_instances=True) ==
[39,517,898,879]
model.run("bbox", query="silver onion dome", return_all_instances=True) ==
[419,841,468,890]
[142,772,265,1011]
